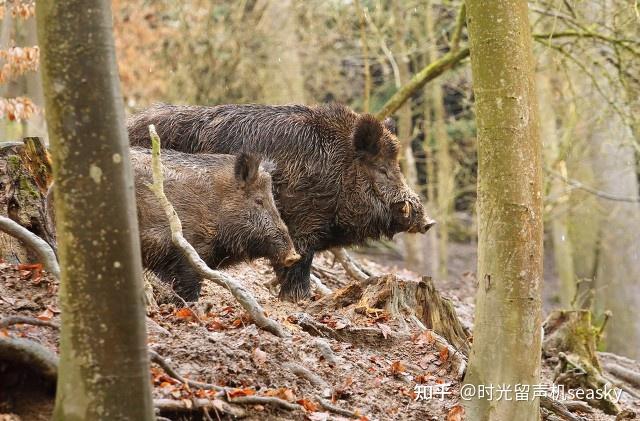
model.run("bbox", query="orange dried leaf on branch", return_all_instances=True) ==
[296,398,319,411]
[228,388,255,398]
[174,307,197,322]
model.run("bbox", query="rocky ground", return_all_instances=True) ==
[0,246,639,420]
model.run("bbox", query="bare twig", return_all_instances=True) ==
[545,168,640,203]
[0,315,59,330]
[449,3,466,52]
[147,125,287,337]
[0,215,60,278]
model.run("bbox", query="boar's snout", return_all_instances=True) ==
[416,217,437,233]
[282,250,301,267]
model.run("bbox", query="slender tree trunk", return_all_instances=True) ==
[37,1,154,419]
[538,66,576,306]
[392,2,422,270]
[354,0,371,113]
[426,1,452,279]
[23,16,46,140]
[463,1,543,420]
[423,101,440,276]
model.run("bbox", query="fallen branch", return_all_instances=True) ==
[331,248,369,282]
[228,395,302,411]
[0,315,59,330]
[147,125,287,338]
[154,398,245,418]
[563,400,594,413]
[0,215,60,278]
[0,336,58,381]
[149,350,225,392]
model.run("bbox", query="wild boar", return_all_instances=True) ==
[47,148,301,302]
[131,147,300,301]
[128,103,435,301]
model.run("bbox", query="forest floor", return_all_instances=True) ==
[1,244,639,420]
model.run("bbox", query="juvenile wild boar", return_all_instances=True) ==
[130,147,300,301]
[128,103,435,301]
[48,148,301,302]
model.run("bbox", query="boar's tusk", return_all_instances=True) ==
[402,201,411,218]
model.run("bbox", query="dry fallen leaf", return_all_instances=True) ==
[447,404,465,421]
[377,322,392,339]
[390,361,406,375]
[174,308,197,322]
[296,398,319,412]
[36,308,54,321]
[307,412,329,421]
[252,347,267,366]
[439,347,449,363]
[228,388,255,398]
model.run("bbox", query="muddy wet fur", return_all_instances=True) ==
[128,103,434,301]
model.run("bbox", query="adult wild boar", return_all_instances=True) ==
[128,104,435,301]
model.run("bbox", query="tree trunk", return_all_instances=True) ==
[537,64,576,307]
[426,1,453,279]
[392,2,422,271]
[37,1,154,419]
[463,1,543,420]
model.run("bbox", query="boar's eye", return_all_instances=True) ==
[255,198,264,206]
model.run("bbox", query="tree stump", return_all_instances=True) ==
[0,138,54,264]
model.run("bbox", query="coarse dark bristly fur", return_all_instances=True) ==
[128,103,435,301]
[132,147,299,301]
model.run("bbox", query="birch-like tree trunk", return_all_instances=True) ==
[463,1,543,419]
[37,0,154,419]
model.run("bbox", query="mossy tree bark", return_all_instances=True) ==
[37,1,154,420]
[463,1,543,420]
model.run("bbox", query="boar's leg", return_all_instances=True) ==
[153,251,203,303]
[275,251,314,302]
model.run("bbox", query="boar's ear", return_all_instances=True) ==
[383,117,396,135]
[234,152,261,185]
[353,114,382,156]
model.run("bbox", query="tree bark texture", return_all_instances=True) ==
[37,1,154,419]
[463,1,544,420]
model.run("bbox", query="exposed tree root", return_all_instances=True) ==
[228,395,302,411]
[149,350,225,392]
[313,338,339,366]
[284,362,330,389]
[540,396,583,421]
[0,337,58,382]
[330,248,371,282]
[153,398,246,418]
[310,273,332,296]
[148,126,287,337]
[0,315,59,330]
[0,216,59,279]
[604,363,640,390]
[318,397,360,418]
